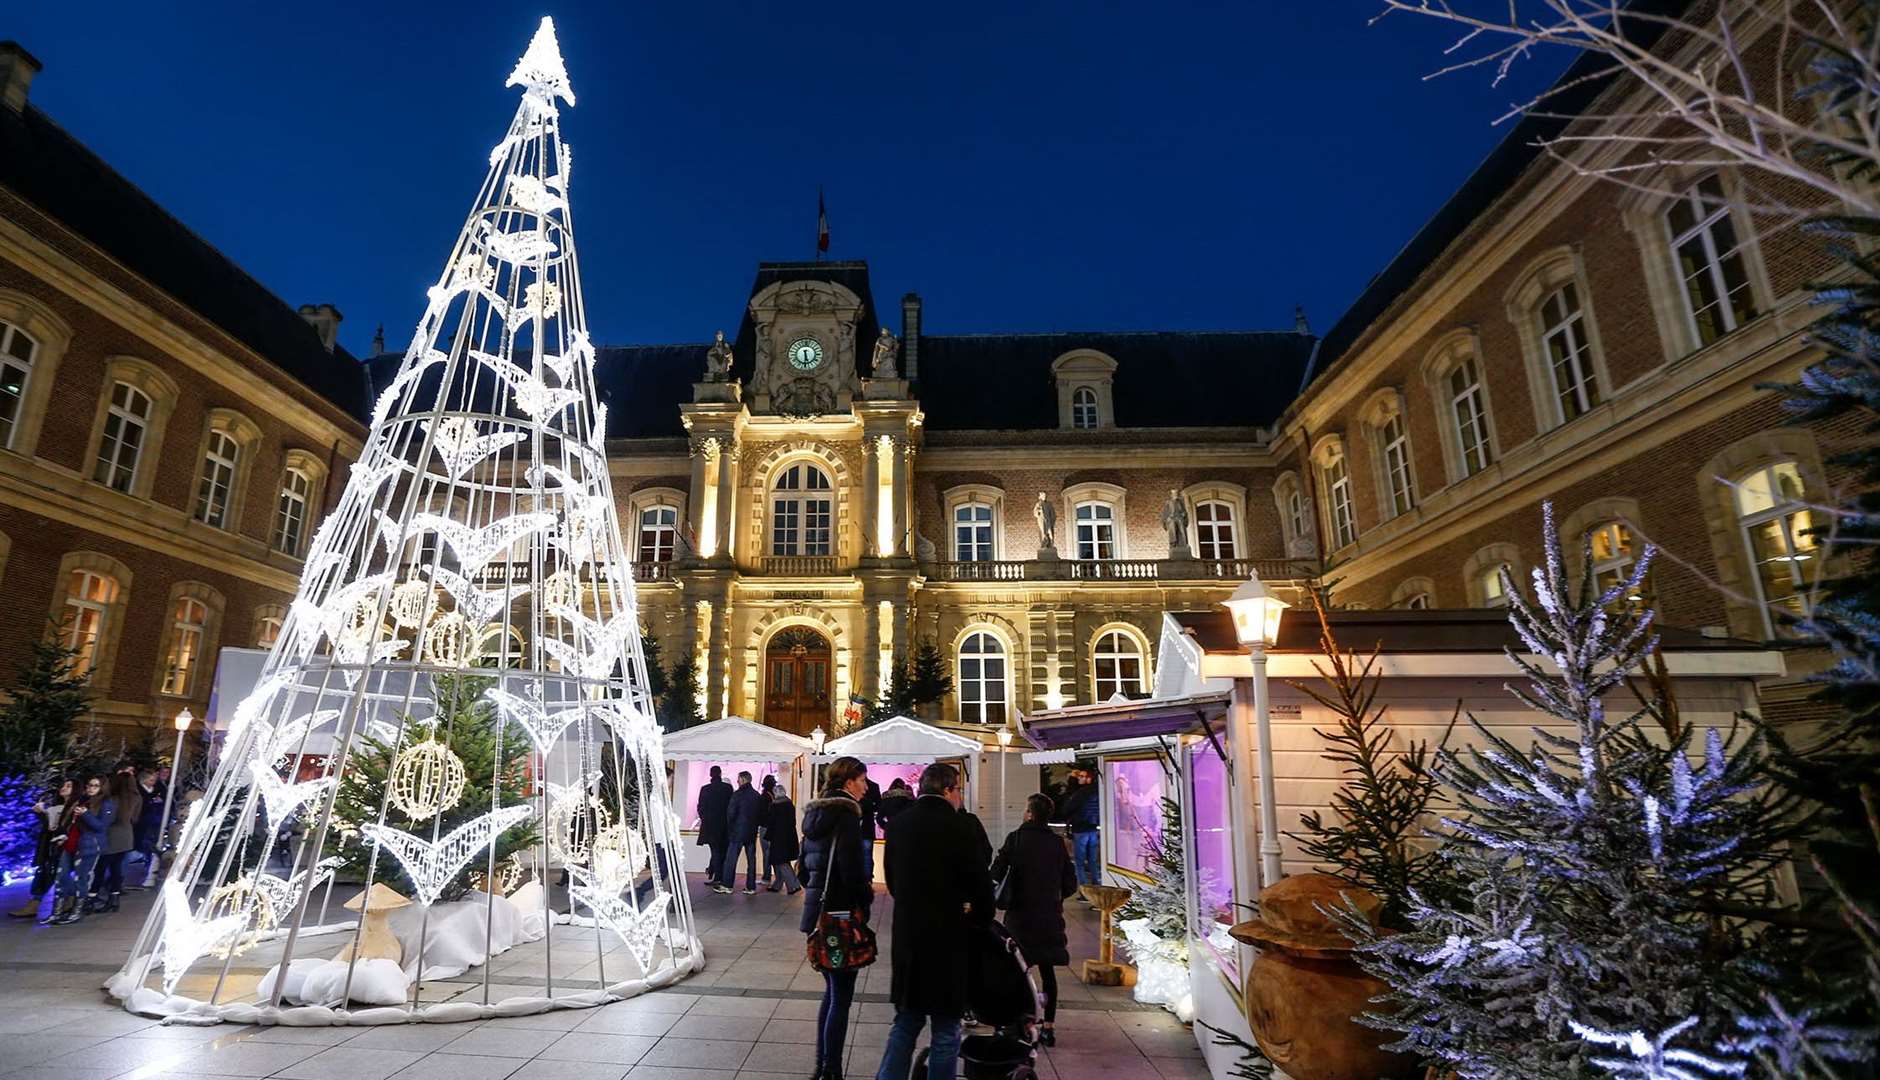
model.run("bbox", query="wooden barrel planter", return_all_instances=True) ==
[1229,873,1418,1080]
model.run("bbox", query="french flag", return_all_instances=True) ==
[817,188,830,254]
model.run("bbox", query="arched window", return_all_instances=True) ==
[194,430,240,527]
[1540,283,1600,422]
[770,463,833,556]
[1316,441,1356,549]
[1378,412,1415,517]
[1669,176,1756,346]
[1392,577,1435,610]
[1074,501,1117,560]
[1071,387,1100,430]
[0,320,37,449]
[63,568,119,679]
[94,382,151,494]
[954,501,994,561]
[274,467,312,554]
[160,597,209,695]
[956,631,1008,724]
[638,504,679,562]
[1587,521,1640,600]
[1735,461,1815,630]
[1092,629,1146,700]
[1193,500,1237,560]
[1448,358,1492,477]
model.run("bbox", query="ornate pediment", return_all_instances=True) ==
[747,279,864,416]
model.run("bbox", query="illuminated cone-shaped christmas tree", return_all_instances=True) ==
[110,18,700,1023]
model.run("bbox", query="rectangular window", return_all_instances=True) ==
[1736,461,1815,635]
[953,502,994,561]
[771,499,800,555]
[1540,284,1599,422]
[195,431,239,527]
[62,569,117,680]
[94,383,151,494]
[1075,502,1116,560]
[1323,457,1356,549]
[1379,416,1414,517]
[637,505,678,563]
[1448,358,1492,477]
[161,598,207,696]
[274,469,310,554]
[1668,176,1757,347]
[0,322,36,450]
[803,498,832,556]
[1194,501,1236,560]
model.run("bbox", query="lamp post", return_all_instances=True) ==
[809,724,827,795]
[1221,572,1288,888]
[146,707,192,887]
[996,725,1013,840]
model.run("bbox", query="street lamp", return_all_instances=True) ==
[808,724,827,796]
[996,724,1014,840]
[1221,573,1288,888]
[147,707,192,887]
[809,725,827,755]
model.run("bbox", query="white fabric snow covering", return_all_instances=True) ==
[385,890,540,981]
[257,891,545,1005]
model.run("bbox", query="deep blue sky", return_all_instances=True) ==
[10,3,1568,357]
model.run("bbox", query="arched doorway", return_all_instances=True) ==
[764,626,832,736]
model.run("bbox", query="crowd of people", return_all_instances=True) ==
[9,764,174,925]
[709,759,1095,1080]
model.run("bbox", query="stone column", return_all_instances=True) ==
[859,594,882,702]
[890,437,911,557]
[861,434,881,559]
[704,582,732,721]
[685,438,713,557]
[713,444,738,562]
[890,597,911,674]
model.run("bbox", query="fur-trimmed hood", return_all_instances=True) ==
[800,793,860,842]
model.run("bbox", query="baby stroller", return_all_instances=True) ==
[912,921,1042,1080]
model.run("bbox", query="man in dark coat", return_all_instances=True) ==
[859,776,883,880]
[1059,766,1101,888]
[696,766,733,893]
[877,762,995,1080]
[725,771,767,894]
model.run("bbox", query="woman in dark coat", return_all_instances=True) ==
[762,784,802,894]
[990,792,1078,1044]
[798,756,872,1080]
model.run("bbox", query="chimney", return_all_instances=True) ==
[297,303,344,353]
[1294,305,1311,336]
[370,324,386,356]
[0,42,42,114]
[901,292,922,381]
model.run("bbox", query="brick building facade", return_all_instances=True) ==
[0,8,1851,744]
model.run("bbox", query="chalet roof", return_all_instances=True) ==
[1168,608,1760,655]
[0,102,371,419]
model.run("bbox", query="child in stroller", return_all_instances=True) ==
[911,921,1043,1080]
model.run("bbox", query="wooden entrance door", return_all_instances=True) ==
[765,627,832,736]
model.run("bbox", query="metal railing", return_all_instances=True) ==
[924,556,1316,583]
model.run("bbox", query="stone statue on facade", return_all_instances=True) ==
[703,329,733,382]
[1162,489,1190,555]
[870,326,900,379]
[1033,493,1058,553]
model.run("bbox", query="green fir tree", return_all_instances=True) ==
[658,658,702,730]
[0,629,92,777]
[1116,793,1187,940]
[334,673,538,903]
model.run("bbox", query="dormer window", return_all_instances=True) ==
[1052,350,1118,430]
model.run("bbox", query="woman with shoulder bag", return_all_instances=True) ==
[991,792,1078,1046]
[798,756,875,1080]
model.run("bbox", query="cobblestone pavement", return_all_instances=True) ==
[0,875,1210,1080]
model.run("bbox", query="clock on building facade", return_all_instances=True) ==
[788,337,824,371]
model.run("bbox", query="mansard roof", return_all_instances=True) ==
[916,330,1314,432]
[0,103,371,420]
[1308,0,1682,385]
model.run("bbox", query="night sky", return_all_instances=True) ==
[9,3,1568,358]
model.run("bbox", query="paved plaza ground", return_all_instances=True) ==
[0,874,1211,1080]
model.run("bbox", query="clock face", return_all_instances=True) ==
[787,337,824,371]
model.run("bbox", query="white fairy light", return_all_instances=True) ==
[485,686,587,753]
[540,569,579,610]
[388,738,467,821]
[569,884,670,974]
[360,804,534,908]
[157,880,246,995]
[248,762,337,829]
[424,611,480,668]
[389,580,432,628]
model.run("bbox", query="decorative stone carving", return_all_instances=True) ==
[777,378,836,419]
[703,330,733,383]
[915,533,937,563]
[1161,489,1189,554]
[1033,493,1058,553]
[870,327,899,379]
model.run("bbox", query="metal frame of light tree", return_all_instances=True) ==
[112,18,700,1020]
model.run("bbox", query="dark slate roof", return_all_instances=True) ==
[1308,0,1684,384]
[1170,609,1762,655]
[0,102,371,419]
[917,330,1315,431]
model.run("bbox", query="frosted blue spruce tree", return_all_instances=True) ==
[1341,504,1811,1080]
